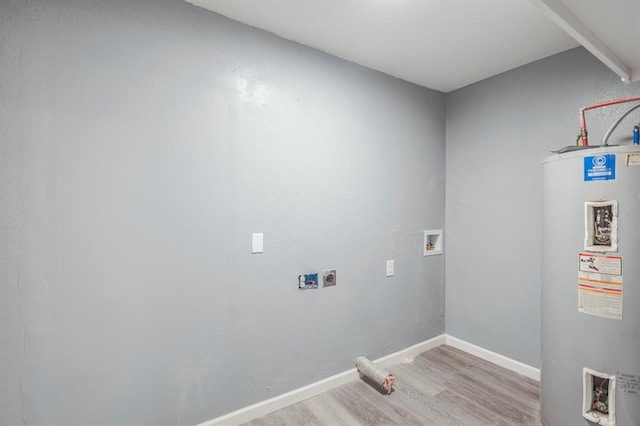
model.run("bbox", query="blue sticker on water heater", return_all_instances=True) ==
[584,154,616,181]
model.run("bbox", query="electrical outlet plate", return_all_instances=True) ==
[386,260,394,277]
[323,269,337,287]
[424,229,443,256]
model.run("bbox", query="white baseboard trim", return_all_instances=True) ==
[196,334,446,426]
[444,335,540,381]
[197,333,540,426]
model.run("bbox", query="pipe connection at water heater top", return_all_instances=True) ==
[578,95,640,145]
[577,95,640,146]
[601,103,640,146]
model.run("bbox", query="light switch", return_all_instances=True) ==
[386,260,394,277]
[252,233,263,253]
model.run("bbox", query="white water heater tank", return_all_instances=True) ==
[541,145,640,425]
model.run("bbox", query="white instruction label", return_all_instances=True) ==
[618,373,640,397]
[578,270,622,320]
[626,153,640,166]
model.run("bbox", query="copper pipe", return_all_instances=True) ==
[579,95,640,146]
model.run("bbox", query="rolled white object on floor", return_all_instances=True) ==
[355,356,395,394]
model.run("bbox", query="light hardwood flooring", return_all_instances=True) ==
[245,345,541,425]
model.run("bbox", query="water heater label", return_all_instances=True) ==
[584,154,616,181]
[626,153,640,166]
[579,253,622,275]
[617,373,640,397]
[578,267,622,320]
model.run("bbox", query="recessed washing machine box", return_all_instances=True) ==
[423,229,443,256]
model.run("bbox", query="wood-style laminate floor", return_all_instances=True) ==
[245,345,541,425]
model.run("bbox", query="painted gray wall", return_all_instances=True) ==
[446,47,640,368]
[0,0,445,424]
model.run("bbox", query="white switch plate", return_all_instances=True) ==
[251,233,263,253]
[386,260,394,277]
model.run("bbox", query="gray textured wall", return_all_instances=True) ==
[446,47,640,368]
[0,0,445,424]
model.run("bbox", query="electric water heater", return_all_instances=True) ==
[541,145,640,425]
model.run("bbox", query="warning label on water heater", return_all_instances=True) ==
[579,253,622,275]
[578,253,622,320]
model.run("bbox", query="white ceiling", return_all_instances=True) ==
[185,0,638,93]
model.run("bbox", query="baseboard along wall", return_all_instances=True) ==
[443,335,540,381]
[197,334,539,426]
